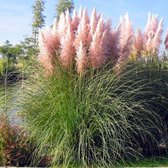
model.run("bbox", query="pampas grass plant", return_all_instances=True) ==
[18,61,166,167]
[17,7,168,167]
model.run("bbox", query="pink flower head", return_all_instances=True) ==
[65,10,71,26]
[144,13,163,54]
[110,25,121,61]
[74,8,90,50]
[133,28,144,56]
[57,12,66,38]
[152,18,163,53]
[90,8,100,35]
[52,18,57,34]
[78,7,83,19]
[89,17,110,67]
[76,41,87,74]
[60,24,75,68]
[71,9,80,32]
[114,13,133,72]
[38,28,60,75]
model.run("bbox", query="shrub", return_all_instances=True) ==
[0,115,30,166]
[0,114,50,167]
[0,59,6,76]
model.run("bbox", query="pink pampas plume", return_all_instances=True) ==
[74,8,90,50]
[65,10,71,24]
[71,9,80,32]
[145,14,158,33]
[76,41,87,75]
[150,14,159,32]
[145,34,153,53]
[145,13,152,34]
[110,25,121,61]
[38,28,60,75]
[144,13,163,54]
[89,18,110,67]
[57,12,66,38]
[52,18,57,34]
[101,30,113,61]
[114,14,133,72]
[164,29,168,50]
[88,9,102,47]
[60,24,75,68]
[144,13,158,41]
[78,7,83,19]
[104,18,111,31]
[144,14,157,53]
[90,8,100,35]
[89,18,104,67]
[133,29,144,57]
[102,18,114,60]
[38,53,54,76]
[38,28,60,57]
[152,18,163,53]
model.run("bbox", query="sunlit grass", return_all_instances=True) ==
[17,58,168,167]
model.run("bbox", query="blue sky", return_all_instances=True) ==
[0,0,168,45]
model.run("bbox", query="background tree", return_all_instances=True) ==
[56,0,74,19]
[32,0,46,46]
[0,41,22,67]
[0,41,24,82]
[20,37,38,58]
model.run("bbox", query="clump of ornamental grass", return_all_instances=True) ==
[18,61,165,167]
[19,7,168,167]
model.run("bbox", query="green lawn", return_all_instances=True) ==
[119,157,168,167]
[48,157,168,167]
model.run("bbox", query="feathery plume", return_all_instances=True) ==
[134,29,144,52]
[71,9,80,32]
[89,18,109,67]
[52,18,57,34]
[57,12,66,38]
[78,7,83,19]
[110,25,121,61]
[74,8,90,50]
[114,14,133,72]
[60,24,75,68]
[132,28,144,58]
[90,8,99,35]
[152,18,163,53]
[76,41,87,74]
[38,29,60,75]
[144,13,162,54]
[38,28,60,57]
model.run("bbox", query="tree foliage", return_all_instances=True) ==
[56,0,74,19]
[32,0,46,44]
[0,41,23,66]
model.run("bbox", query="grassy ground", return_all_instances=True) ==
[119,157,168,167]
